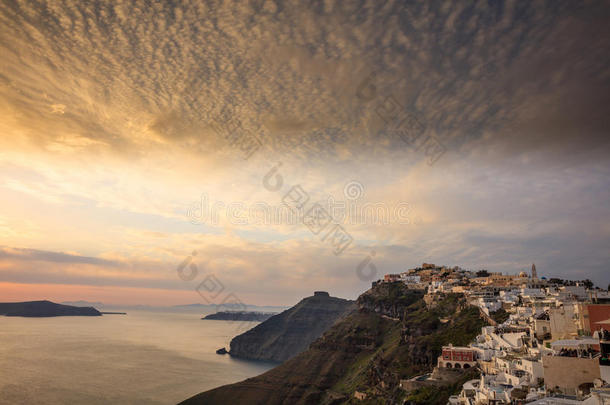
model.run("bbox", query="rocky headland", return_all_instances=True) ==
[228,291,356,363]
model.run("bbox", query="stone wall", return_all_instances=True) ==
[542,356,600,396]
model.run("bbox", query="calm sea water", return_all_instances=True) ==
[0,310,276,404]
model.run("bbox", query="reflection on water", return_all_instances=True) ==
[0,310,275,404]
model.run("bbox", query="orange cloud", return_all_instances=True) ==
[0,282,197,307]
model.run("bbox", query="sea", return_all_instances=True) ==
[0,310,276,404]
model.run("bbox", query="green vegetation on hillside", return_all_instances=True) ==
[490,308,510,324]
[331,287,486,403]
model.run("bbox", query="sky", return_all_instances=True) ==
[1,0,609,306]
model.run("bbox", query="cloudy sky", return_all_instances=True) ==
[1,0,609,306]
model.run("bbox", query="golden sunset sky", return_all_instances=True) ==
[1,0,609,305]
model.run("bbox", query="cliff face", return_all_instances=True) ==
[0,300,102,317]
[229,291,356,363]
[357,282,424,318]
[181,283,486,405]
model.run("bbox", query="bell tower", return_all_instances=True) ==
[531,263,537,279]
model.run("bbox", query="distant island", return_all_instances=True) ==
[202,311,277,322]
[0,300,102,317]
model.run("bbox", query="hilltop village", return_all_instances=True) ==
[380,263,610,404]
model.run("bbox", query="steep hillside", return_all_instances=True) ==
[229,291,356,363]
[181,283,486,405]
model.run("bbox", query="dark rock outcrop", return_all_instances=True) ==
[228,292,356,363]
[202,311,276,322]
[0,300,102,317]
[357,282,424,319]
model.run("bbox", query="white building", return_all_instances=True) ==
[399,273,421,284]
